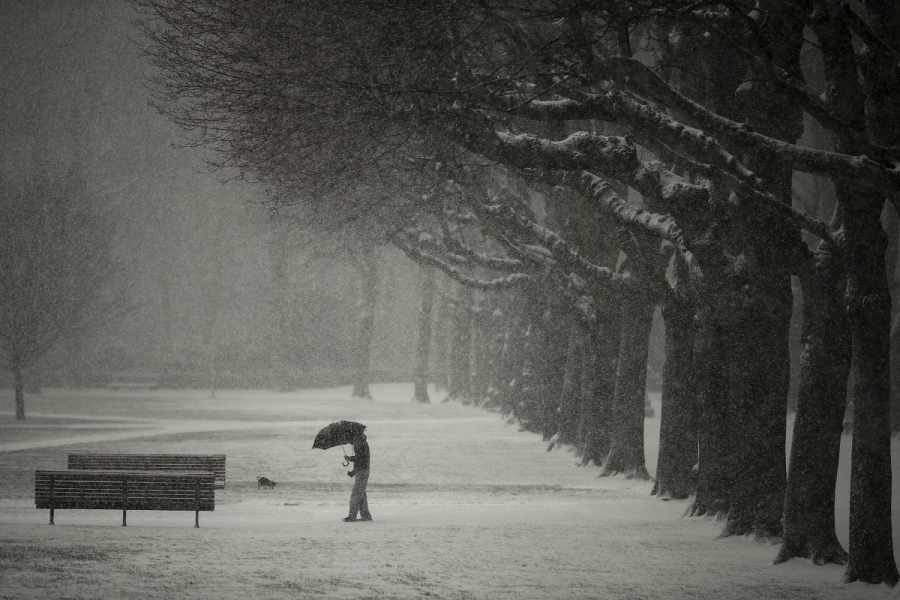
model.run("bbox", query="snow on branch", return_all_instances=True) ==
[488,89,838,245]
[593,56,900,199]
[449,113,712,216]
[436,216,525,273]
[394,238,531,291]
[477,203,619,290]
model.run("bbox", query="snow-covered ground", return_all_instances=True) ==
[0,384,896,599]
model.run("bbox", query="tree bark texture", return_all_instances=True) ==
[600,281,654,480]
[776,246,850,565]
[718,228,793,542]
[884,205,900,436]
[652,287,697,499]
[577,310,619,466]
[842,194,899,585]
[690,299,731,517]
[823,3,900,582]
[717,7,802,540]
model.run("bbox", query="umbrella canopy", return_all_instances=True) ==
[312,421,366,450]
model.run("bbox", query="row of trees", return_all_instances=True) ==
[138,0,898,585]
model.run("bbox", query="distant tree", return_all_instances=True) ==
[412,265,436,403]
[350,246,380,400]
[0,154,128,419]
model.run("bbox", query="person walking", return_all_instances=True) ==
[343,432,373,522]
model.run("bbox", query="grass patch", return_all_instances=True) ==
[0,543,111,567]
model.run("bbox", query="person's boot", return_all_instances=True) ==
[342,516,358,522]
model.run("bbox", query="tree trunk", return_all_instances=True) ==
[537,298,569,440]
[156,258,174,386]
[860,5,900,440]
[447,286,473,402]
[413,266,436,403]
[270,235,293,392]
[470,297,493,402]
[652,287,697,499]
[352,250,379,400]
[483,304,505,404]
[577,310,618,466]
[512,292,545,431]
[819,3,900,582]
[885,204,900,436]
[600,283,654,480]
[776,246,850,565]
[556,324,584,448]
[720,260,792,541]
[484,306,511,410]
[716,6,802,540]
[842,195,899,585]
[432,279,451,392]
[495,306,527,416]
[13,362,25,420]
[689,299,731,517]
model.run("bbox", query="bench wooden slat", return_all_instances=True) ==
[37,500,215,511]
[36,491,215,499]
[68,454,226,488]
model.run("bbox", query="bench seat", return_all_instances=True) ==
[35,470,215,527]
[68,453,226,488]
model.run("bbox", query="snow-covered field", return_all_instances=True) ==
[0,384,897,599]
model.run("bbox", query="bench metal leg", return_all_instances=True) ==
[49,475,55,525]
[195,509,199,528]
[122,476,128,526]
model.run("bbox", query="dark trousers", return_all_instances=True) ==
[348,468,371,519]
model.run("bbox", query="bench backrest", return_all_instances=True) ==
[35,470,215,511]
[68,454,226,488]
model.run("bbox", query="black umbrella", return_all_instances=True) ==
[312,420,366,451]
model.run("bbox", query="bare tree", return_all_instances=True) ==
[0,153,129,419]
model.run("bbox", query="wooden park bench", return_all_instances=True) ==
[35,470,215,527]
[68,454,227,488]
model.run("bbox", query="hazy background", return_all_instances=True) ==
[0,1,435,391]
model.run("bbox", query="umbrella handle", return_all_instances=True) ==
[341,442,350,467]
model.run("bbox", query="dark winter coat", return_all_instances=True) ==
[348,438,370,471]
